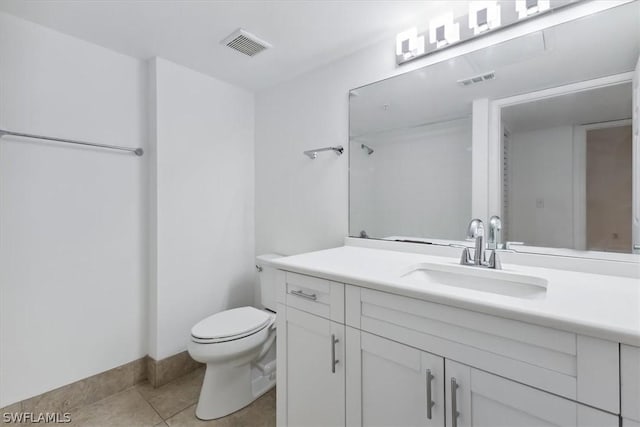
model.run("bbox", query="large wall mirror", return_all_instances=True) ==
[501,84,632,253]
[349,1,640,256]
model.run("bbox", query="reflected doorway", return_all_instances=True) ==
[586,125,633,252]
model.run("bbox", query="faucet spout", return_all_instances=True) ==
[466,218,485,266]
[488,215,502,250]
[460,218,501,269]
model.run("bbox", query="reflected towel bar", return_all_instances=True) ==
[303,145,343,159]
[0,129,144,156]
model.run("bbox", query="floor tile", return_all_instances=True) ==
[165,389,275,427]
[1,402,23,426]
[65,388,162,427]
[136,368,205,419]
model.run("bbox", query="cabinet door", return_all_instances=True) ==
[346,330,445,427]
[284,306,345,427]
[621,344,640,422]
[445,360,618,427]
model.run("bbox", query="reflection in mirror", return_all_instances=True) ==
[502,83,633,253]
[350,116,472,241]
[349,1,639,257]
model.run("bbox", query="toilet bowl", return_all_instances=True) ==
[187,254,281,420]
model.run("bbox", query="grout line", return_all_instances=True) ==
[163,404,198,424]
[133,388,166,423]
[160,401,199,422]
[134,371,202,422]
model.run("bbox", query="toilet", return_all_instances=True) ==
[187,254,282,420]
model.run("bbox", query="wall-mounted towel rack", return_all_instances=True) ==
[303,145,343,159]
[0,129,144,156]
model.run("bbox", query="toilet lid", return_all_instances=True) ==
[191,307,271,340]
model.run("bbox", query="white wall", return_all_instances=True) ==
[0,12,147,407]
[148,58,255,360]
[255,40,418,256]
[350,120,472,240]
[507,126,574,248]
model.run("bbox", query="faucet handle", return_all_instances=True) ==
[486,250,502,269]
[459,247,473,265]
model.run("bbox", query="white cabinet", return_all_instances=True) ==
[622,344,640,423]
[277,272,625,427]
[445,360,618,427]
[278,305,345,427]
[348,285,620,414]
[346,330,445,427]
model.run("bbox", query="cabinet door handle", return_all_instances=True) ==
[451,378,459,427]
[290,289,317,301]
[331,334,339,373]
[426,369,434,420]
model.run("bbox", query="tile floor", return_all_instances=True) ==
[16,368,275,427]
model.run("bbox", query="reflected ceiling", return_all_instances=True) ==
[350,3,639,137]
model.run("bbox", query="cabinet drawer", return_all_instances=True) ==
[347,285,619,413]
[622,344,640,421]
[283,272,344,323]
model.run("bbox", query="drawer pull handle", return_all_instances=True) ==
[451,378,459,427]
[331,334,339,373]
[290,289,317,301]
[426,369,434,419]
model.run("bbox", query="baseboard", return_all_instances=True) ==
[146,351,203,387]
[0,352,203,414]
[0,357,146,415]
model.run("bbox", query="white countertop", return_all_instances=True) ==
[270,245,640,346]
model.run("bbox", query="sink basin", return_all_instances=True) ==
[400,262,547,299]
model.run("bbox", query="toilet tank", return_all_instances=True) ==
[256,254,282,312]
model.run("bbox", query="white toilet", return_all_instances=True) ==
[187,254,281,420]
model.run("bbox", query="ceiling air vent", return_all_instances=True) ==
[222,29,271,57]
[457,71,496,86]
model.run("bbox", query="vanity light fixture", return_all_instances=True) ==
[516,0,550,19]
[395,0,576,65]
[396,27,424,61]
[429,13,460,49]
[469,1,501,35]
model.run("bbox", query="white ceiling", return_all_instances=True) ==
[0,0,471,92]
[502,83,633,133]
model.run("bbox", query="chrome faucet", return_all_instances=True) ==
[460,218,501,269]
[468,218,485,265]
[487,215,502,250]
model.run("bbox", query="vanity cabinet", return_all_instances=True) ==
[621,345,640,427]
[345,330,445,426]
[344,329,617,427]
[276,271,346,427]
[276,270,628,427]
[279,306,345,427]
[445,360,617,427]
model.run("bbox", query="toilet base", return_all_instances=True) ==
[195,357,276,420]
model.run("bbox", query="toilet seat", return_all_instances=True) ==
[191,307,274,344]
